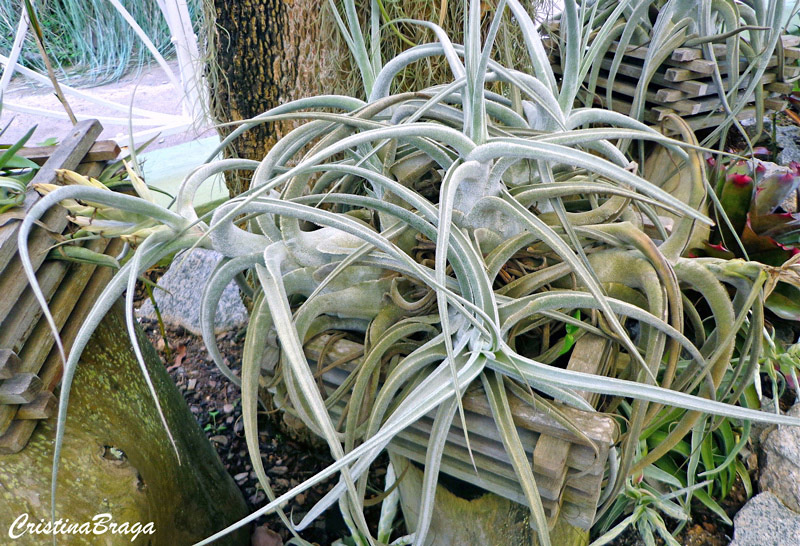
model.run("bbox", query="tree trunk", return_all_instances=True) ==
[208,0,344,193]
[0,303,249,545]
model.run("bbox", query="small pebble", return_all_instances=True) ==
[234,472,249,482]
[270,465,288,475]
[209,435,228,445]
[223,403,234,414]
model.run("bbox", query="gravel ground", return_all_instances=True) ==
[138,317,392,545]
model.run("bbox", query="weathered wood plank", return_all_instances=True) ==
[665,56,799,82]
[0,350,21,380]
[585,56,781,100]
[783,35,800,48]
[304,333,618,446]
[0,237,119,437]
[19,140,120,166]
[531,335,609,509]
[37,239,123,392]
[15,237,110,375]
[0,160,106,354]
[305,331,614,535]
[533,436,570,480]
[0,419,37,454]
[0,373,42,404]
[0,120,101,274]
[0,258,71,352]
[766,81,794,95]
[551,64,685,104]
[0,405,15,436]
[607,41,727,62]
[15,391,57,420]
[782,46,800,60]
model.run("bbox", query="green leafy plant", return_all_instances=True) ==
[0,123,39,213]
[18,1,800,545]
[203,409,227,434]
[593,402,753,544]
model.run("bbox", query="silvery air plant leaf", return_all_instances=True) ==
[17,1,800,545]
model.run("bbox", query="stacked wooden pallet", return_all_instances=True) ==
[301,333,618,531]
[0,120,122,454]
[549,34,800,132]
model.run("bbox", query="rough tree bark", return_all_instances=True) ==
[208,0,343,193]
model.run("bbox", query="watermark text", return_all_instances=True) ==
[9,513,155,542]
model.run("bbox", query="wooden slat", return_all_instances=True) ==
[15,391,57,419]
[659,106,758,133]
[607,41,727,62]
[764,97,789,112]
[306,333,612,531]
[552,64,685,104]
[0,164,108,437]
[0,419,38,454]
[14,238,110,375]
[585,57,780,99]
[0,120,101,275]
[0,259,71,352]
[766,81,794,95]
[0,404,15,436]
[37,238,123,392]
[782,35,800,48]
[532,336,610,500]
[19,140,120,167]
[0,161,107,358]
[0,238,122,448]
[783,46,800,60]
[665,57,800,82]
[0,350,21,380]
[0,373,42,404]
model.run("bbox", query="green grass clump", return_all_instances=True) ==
[0,0,202,86]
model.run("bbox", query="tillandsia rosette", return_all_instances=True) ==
[692,157,800,321]
[17,1,800,545]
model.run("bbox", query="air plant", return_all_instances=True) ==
[17,1,800,545]
[562,0,793,150]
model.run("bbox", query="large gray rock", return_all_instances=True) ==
[759,404,800,513]
[730,492,800,546]
[137,248,248,335]
[777,125,800,167]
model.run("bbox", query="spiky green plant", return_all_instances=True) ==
[19,1,800,545]
[0,122,39,213]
